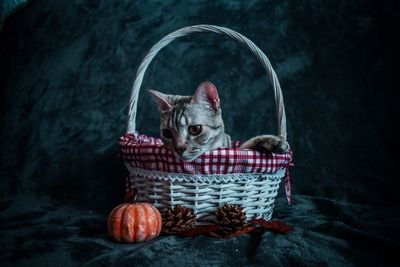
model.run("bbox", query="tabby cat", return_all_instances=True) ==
[149,81,289,161]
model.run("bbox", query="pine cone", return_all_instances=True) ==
[162,205,196,234]
[215,204,247,234]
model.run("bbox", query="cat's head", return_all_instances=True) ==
[149,81,225,161]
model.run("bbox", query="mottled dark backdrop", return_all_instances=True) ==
[0,0,399,266]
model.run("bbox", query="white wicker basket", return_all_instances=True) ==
[122,25,292,222]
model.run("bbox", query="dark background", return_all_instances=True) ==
[0,0,399,266]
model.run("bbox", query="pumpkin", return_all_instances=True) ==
[107,200,162,243]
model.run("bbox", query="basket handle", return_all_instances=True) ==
[126,24,287,140]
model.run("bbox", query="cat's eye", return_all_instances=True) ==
[188,125,202,136]
[162,129,173,139]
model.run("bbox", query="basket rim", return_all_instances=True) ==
[126,165,287,183]
[120,133,293,157]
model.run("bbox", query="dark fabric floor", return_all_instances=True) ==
[0,0,399,266]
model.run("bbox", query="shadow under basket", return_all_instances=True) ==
[120,25,294,222]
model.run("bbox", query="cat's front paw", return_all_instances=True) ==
[258,136,290,154]
[240,135,290,154]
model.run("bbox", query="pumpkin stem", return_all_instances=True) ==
[132,188,138,203]
[123,188,138,203]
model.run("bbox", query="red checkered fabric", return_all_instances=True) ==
[119,133,294,203]
[119,133,292,174]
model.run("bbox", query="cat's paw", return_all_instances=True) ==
[240,135,290,154]
[258,136,290,154]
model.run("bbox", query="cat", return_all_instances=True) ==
[149,81,289,161]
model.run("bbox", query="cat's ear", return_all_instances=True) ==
[191,81,220,111]
[148,90,172,111]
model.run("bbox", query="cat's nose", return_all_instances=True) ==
[176,147,186,155]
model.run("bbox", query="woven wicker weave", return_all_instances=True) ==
[122,25,292,222]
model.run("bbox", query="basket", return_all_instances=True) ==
[119,25,293,222]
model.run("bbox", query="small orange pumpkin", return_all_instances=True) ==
[108,193,162,243]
